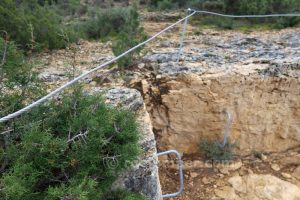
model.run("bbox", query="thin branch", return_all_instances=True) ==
[67,130,88,144]
[0,134,9,173]
[0,30,8,68]
[26,23,36,53]
[107,122,121,142]
[0,129,12,135]
[68,128,71,141]
[0,30,8,94]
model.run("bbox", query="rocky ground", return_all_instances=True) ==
[159,147,300,200]
[34,11,300,200]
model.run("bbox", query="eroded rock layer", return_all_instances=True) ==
[143,74,300,155]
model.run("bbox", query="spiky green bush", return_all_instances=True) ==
[84,7,141,40]
[0,86,142,199]
[0,0,79,51]
[151,0,300,29]
[112,31,146,69]
[83,6,145,69]
[0,35,147,200]
[157,0,176,10]
[0,37,42,119]
[199,138,236,161]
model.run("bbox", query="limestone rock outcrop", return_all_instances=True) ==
[141,28,300,156]
[215,174,300,200]
[104,87,162,200]
[143,74,300,155]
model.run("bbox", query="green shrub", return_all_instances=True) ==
[187,0,205,9]
[0,0,79,51]
[157,0,176,10]
[84,6,140,40]
[0,37,42,118]
[223,0,300,28]
[0,36,43,182]
[84,6,146,69]
[0,34,146,200]
[112,31,146,69]
[0,86,142,200]
[197,16,236,29]
[272,17,300,29]
[150,0,300,29]
[56,0,82,16]
[224,0,300,15]
[199,138,236,161]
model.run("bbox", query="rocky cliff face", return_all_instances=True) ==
[140,28,300,156]
[143,74,300,155]
[104,87,162,199]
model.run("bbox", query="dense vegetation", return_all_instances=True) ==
[0,0,144,68]
[0,1,148,199]
[0,37,42,118]
[150,0,300,29]
[0,32,147,199]
[84,6,145,68]
[0,0,80,50]
[149,0,300,13]
[1,87,142,199]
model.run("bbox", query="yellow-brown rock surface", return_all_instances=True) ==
[144,74,300,155]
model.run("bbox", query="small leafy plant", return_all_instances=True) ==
[199,138,236,161]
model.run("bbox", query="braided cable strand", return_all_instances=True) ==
[0,11,196,123]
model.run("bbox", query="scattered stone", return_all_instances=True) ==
[261,154,268,161]
[104,87,144,112]
[138,63,145,69]
[216,159,243,174]
[280,155,300,167]
[271,163,281,171]
[202,177,210,185]
[239,166,249,176]
[190,172,199,178]
[159,41,173,47]
[144,53,178,63]
[292,166,300,180]
[218,173,224,178]
[158,63,204,76]
[228,175,247,193]
[215,186,237,200]
[219,168,230,175]
[281,172,292,179]
[189,181,194,187]
[38,72,66,82]
[225,174,300,200]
